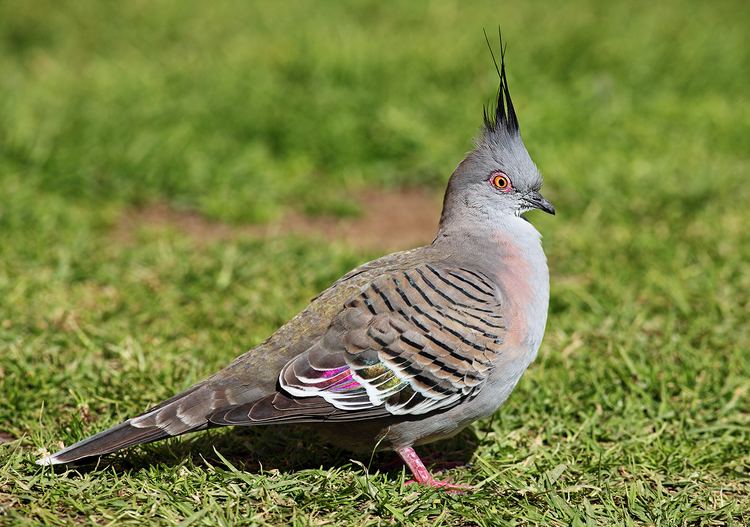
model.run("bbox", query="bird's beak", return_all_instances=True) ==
[525,191,556,215]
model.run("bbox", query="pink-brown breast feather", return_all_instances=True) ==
[491,232,536,348]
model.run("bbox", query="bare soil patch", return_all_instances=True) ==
[113,188,442,252]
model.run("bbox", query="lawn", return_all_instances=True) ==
[1,0,749,525]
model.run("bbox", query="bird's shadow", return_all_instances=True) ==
[58,424,480,479]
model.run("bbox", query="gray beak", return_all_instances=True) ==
[525,191,556,215]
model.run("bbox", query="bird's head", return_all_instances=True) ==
[439,34,554,231]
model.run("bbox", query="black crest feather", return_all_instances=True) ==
[482,28,519,135]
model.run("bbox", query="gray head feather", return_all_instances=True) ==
[437,32,553,231]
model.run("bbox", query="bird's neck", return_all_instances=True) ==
[434,210,543,254]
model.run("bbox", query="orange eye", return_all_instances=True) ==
[490,172,512,192]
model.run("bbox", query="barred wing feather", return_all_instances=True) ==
[280,264,506,416]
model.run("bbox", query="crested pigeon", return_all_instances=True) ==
[37,37,555,491]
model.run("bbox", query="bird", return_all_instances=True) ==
[37,35,555,492]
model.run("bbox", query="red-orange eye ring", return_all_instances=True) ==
[490,172,512,192]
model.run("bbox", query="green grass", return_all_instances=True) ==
[1,0,749,524]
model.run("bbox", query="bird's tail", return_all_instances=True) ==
[37,383,215,466]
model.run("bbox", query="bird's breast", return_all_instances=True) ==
[490,229,550,362]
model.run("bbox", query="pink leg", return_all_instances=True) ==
[396,447,472,493]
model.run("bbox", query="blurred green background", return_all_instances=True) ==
[1,0,749,525]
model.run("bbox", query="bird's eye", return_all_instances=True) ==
[490,172,512,192]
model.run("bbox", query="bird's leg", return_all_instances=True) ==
[396,447,472,492]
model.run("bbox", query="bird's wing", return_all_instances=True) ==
[211,263,506,425]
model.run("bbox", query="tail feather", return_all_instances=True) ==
[36,420,172,465]
[37,382,219,466]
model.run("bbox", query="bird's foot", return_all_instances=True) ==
[397,446,472,493]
